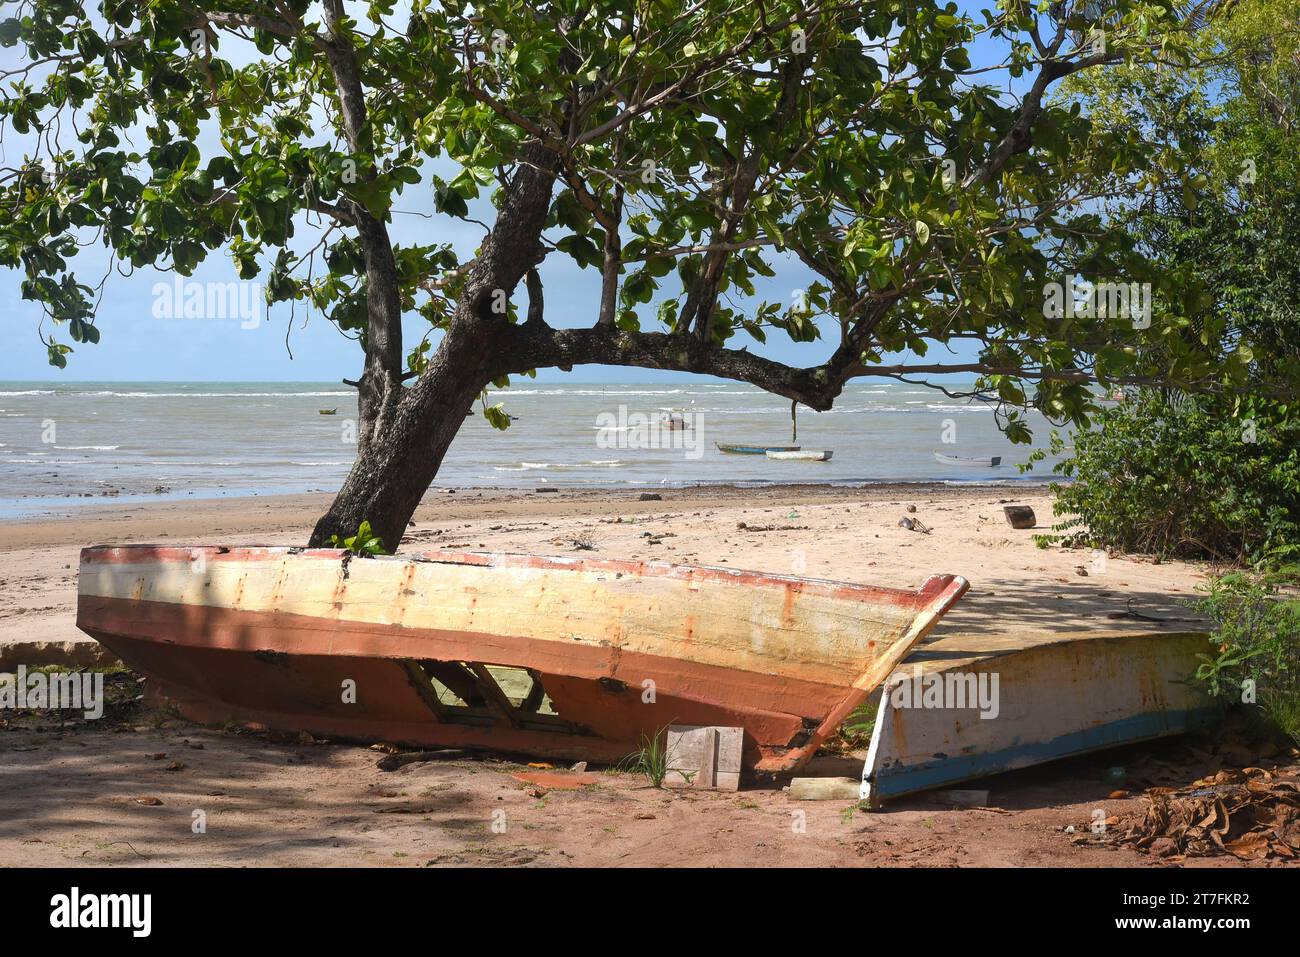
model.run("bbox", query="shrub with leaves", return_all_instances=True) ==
[1193,568,1300,746]
[1041,391,1300,563]
[1045,1,1300,564]
[327,520,389,557]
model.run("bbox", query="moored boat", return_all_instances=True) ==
[933,452,1001,467]
[715,442,800,454]
[766,449,833,461]
[77,546,967,774]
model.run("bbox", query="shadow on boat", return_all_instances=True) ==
[911,578,1204,652]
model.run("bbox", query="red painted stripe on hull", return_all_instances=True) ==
[103,633,644,764]
[78,595,849,720]
[80,598,851,769]
[88,631,810,768]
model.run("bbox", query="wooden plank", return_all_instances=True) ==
[665,725,742,790]
[519,669,547,713]
[468,663,523,728]
[421,660,485,707]
[697,727,717,787]
[788,777,862,801]
[400,661,448,721]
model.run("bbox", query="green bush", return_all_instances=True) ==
[1193,569,1300,747]
[1042,392,1300,564]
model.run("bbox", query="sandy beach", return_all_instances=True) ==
[0,482,1211,655]
[6,482,1289,868]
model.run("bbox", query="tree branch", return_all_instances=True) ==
[319,0,404,433]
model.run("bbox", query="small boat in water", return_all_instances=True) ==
[659,409,692,430]
[77,546,967,773]
[318,408,338,415]
[766,449,833,461]
[716,442,800,454]
[934,452,1001,467]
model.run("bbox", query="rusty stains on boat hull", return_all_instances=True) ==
[77,546,968,773]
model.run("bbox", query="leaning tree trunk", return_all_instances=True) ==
[311,136,560,551]
[308,321,506,551]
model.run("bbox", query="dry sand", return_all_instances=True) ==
[0,482,1211,652]
[0,484,1286,867]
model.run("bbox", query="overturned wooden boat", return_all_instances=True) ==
[766,449,833,461]
[716,442,800,454]
[77,546,968,774]
[933,452,1001,467]
[860,630,1215,804]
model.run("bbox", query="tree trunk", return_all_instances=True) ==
[309,320,508,551]
[311,139,560,552]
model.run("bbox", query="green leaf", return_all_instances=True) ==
[330,520,390,556]
[0,18,22,47]
[483,403,512,431]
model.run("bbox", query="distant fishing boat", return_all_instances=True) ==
[934,452,1001,467]
[716,442,800,455]
[766,449,833,461]
[318,408,337,415]
[658,408,691,423]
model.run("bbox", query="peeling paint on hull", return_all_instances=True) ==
[861,630,1216,803]
[77,546,968,773]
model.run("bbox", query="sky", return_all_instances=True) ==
[0,2,1015,384]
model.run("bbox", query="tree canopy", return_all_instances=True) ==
[1034,0,1300,566]
[2,0,1292,545]
[1063,0,1300,396]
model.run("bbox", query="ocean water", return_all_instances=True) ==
[0,380,1068,515]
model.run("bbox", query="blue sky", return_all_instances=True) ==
[1,3,1013,384]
